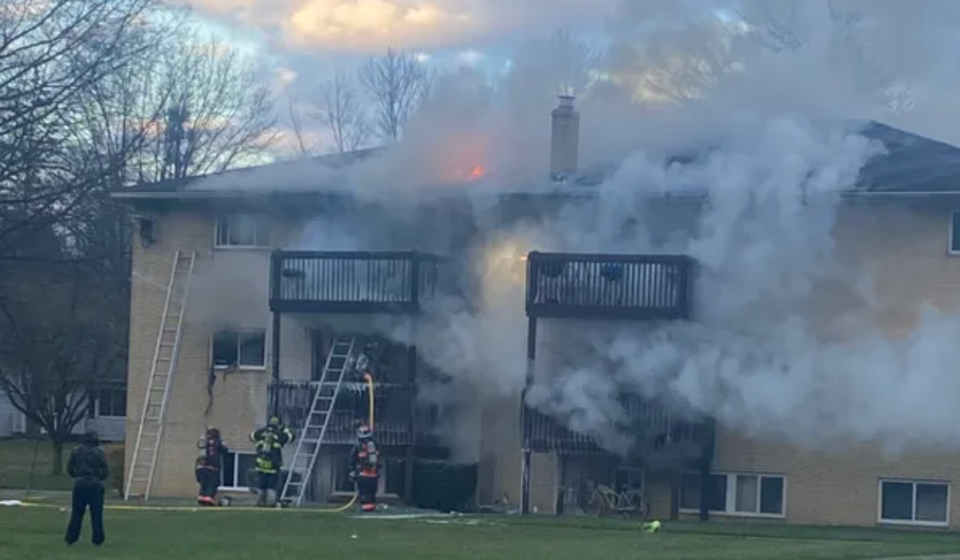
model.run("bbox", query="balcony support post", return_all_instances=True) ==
[519,316,537,515]
[270,310,281,417]
[404,319,417,503]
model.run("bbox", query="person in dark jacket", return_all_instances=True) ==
[250,416,295,507]
[195,426,228,506]
[65,429,109,546]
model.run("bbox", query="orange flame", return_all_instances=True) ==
[467,165,485,180]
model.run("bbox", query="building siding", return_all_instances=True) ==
[123,197,960,527]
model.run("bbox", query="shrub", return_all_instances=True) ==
[106,446,124,497]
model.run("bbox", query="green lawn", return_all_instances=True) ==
[0,439,124,493]
[0,439,75,491]
[2,507,960,560]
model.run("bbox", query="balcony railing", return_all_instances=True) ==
[525,252,696,320]
[269,250,444,314]
[522,396,713,468]
[269,381,435,446]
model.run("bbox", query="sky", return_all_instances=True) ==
[165,0,614,76]
[162,0,960,157]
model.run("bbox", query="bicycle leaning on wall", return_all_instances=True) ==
[568,479,650,520]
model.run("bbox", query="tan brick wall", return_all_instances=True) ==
[125,209,314,498]
[478,393,522,506]
[126,197,960,520]
[706,200,960,527]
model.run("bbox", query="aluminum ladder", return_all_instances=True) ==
[124,250,196,501]
[280,336,356,507]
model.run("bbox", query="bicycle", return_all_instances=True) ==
[574,480,650,520]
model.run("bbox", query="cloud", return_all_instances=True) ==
[166,0,618,53]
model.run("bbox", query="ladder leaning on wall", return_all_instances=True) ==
[279,336,356,507]
[124,250,197,502]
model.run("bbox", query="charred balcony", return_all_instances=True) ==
[522,398,714,469]
[269,250,444,314]
[525,252,696,320]
[268,380,438,447]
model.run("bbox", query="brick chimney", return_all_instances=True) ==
[550,95,579,181]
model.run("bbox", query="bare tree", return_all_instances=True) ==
[0,0,161,256]
[137,34,279,181]
[315,70,370,153]
[359,49,430,142]
[286,96,322,156]
[0,223,124,474]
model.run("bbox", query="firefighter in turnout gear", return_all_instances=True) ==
[350,425,379,512]
[250,416,295,507]
[195,427,228,506]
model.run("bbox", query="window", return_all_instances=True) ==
[220,451,257,490]
[950,212,960,254]
[879,480,949,526]
[214,214,269,248]
[332,454,404,496]
[679,472,786,517]
[212,330,266,369]
[95,388,127,417]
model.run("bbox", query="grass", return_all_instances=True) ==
[2,507,960,560]
[0,439,124,492]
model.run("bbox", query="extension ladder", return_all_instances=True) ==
[279,336,356,507]
[125,250,196,501]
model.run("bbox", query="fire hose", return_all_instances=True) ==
[316,371,375,513]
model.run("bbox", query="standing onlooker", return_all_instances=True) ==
[64,429,109,546]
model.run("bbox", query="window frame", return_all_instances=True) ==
[678,471,787,519]
[877,479,950,527]
[949,211,960,255]
[213,214,270,250]
[219,450,257,491]
[93,387,127,418]
[211,330,267,370]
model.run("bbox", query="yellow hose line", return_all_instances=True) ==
[364,372,375,429]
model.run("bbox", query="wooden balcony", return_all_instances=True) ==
[269,380,436,446]
[269,250,444,314]
[525,252,696,320]
[522,397,713,469]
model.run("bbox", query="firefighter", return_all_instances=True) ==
[64,429,109,546]
[250,416,295,507]
[350,425,379,513]
[195,427,228,506]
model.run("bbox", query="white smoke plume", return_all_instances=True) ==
[203,1,960,461]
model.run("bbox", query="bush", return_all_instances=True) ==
[106,446,124,497]
[411,460,477,512]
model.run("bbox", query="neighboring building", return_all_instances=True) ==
[0,387,126,442]
[0,390,26,437]
[112,98,960,528]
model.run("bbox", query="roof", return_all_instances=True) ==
[110,120,960,201]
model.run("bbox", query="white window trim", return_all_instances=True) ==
[877,479,950,527]
[93,388,127,419]
[330,456,400,498]
[949,211,960,255]
[678,471,787,519]
[213,214,270,250]
[219,451,256,491]
[211,330,268,371]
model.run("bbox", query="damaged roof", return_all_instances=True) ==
[110,120,960,201]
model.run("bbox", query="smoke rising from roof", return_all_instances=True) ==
[232,1,960,462]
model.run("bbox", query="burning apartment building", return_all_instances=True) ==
[113,94,960,528]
